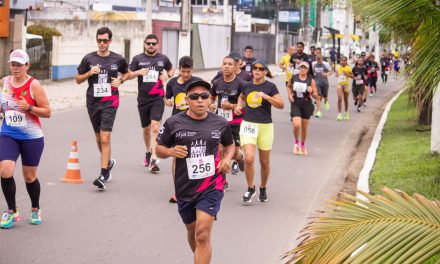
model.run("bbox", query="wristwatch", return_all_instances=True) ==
[28,105,33,112]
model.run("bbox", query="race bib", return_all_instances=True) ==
[245,65,251,72]
[217,108,233,121]
[143,70,159,83]
[5,110,27,127]
[240,122,258,138]
[287,66,294,74]
[356,79,364,85]
[186,155,215,180]
[338,75,347,82]
[385,71,390,75]
[293,82,307,93]
[93,83,111,97]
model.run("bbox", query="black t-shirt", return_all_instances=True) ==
[157,112,233,201]
[211,70,252,84]
[242,80,279,124]
[291,74,313,100]
[242,57,257,72]
[210,76,245,125]
[352,66,367,86]
[129,53,172,105]
[77,51,128,109]
[165,76,202,116]
[290,52,313,75]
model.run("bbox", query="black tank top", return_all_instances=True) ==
[292,74,312,100]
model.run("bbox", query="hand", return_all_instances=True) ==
[289,94,295,103]
[159,74,169,82]
[17,96,30,111]
[137,68,149,76]
[170,145,188,158]
[89,65,100,76]
[208,104,216,112]
[176,102,188,109]
[165,99,174,107]
[111,77,122,87]
[307,86,312,93]
[234,105,243,115]
[217,159,231,173]
[255,92,268,100]
[221,101,233,110]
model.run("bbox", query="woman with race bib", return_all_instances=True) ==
[0,49,51,228]
[287,61,318,155]
[335,56,354,121]
[235,60,284,203]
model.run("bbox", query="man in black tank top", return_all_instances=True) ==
[287,62,318,155]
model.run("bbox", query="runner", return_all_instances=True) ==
[329,47,337,72]
[312,54,332,118]
[360,52,369,107]
[308,46,316,64]
[352,57,367,112]
[235,60,284,203]
[210,56,245,176]
[335,56,354,121]
[279,46,296,86]
[242,46,257,73]
[393,56,401,80]
[0,49,51,228]
[393,48,399,59]
[380,54,390,85]
[75,27,129,190]
[367,54,379,96]
[287,62,318,155]
[211,51,252,83]
[290,42,310,75]
[156,80,234,263]
[165,56,201,203]
[128,34,175,173]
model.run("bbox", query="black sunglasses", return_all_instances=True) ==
[187,92,210,100]
[97,39,110,44]
[252,66,265,71]
[145,42,158,46]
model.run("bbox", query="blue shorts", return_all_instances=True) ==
[0,135,44,166]
[177,190,224,225]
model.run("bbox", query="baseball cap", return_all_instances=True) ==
[186,80,211,93]
[252,59,268,70]
[299,61,309,68]
[9,49,30,65]
[229,51,241,61]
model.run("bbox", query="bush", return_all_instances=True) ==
[27,24,61,39]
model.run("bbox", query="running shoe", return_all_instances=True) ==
[143,152,152,167]
[224,181,229,192]
[369,93,373,97]
[242,186,256,203]
[231,161,240,175]
[105,159,116,183]
[301,146,308,155]
[345,112,350,120]
[0,210,20,229]
[324,101,330,111]
[150,159,160,172]
[293,143,301,154]
[169,194,177,203]
[337,113,343,121]
[363,102,367,107]
[357,106,361,112]
[258,188,268,202]
[354,100,358,106]
[93,175,106,191]
[30,209,42,225]
[315,111,322,118]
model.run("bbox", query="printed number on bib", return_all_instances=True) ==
[287,66,294,74]
[186,155,215,180]
[338,75,347,82]
[240,122,258,138]
[93,83,111,97]
[143,70,159,83]
[245,65,251,72]
[356,79,363,85]
[217,109,233,121]
[5,110,27,127]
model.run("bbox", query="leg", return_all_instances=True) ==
[343,90,349,112]
[143,125,152,152]
[94,133,102,152]
[150,120,161,160]
[194,210,215,264]
[185,221,197,253]
[243,144,256,188]
[22,166,40,210]
[258,149,271,188]
[300,119,310,144]
[0,161,17,212]
[337,86,343,113]
[99,131,112,169]
[292,117,301,141]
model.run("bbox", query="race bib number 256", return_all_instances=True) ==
[186,155,215,180]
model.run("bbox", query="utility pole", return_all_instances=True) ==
[275,0,280,64]
[87,0,90,36]
[146,0,152,34]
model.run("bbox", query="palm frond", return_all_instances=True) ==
[283,187,440,264]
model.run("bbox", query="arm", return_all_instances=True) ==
[234,93,246,115]
[75,65,100,84]
[209,95,217,112]
[260,93,284,109]
[286,78,294,102]
[0,78,4,118]
[216,143,235,173]
[310,79,318,100]
[156,145,188,159]
[18,80,51,118]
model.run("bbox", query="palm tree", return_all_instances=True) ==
[283,188,440,263]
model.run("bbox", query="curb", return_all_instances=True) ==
[356,88,405,200]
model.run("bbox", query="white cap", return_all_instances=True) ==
[9,49,30,65]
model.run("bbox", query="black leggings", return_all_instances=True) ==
[381,71,388,83]
[369,77,378,93]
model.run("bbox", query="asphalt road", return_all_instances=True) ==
[0,74,402,264]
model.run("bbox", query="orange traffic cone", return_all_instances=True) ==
[62,141,85,183]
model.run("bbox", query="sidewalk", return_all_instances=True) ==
[43,65,282,112]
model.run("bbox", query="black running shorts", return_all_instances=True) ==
[316,82,329,98]
[230,125,241,146]
[352,84,365,97]
[290,99,314,120]
[138,100,165,128]
[87,106,118,133]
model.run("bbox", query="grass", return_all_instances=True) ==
[369,90,440,263]
[370,90,440,200]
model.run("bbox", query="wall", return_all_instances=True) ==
[31,20,147,80]
[0,15,26,77]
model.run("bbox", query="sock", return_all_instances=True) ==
[1,177,16,212]
[101,168,109,178]
[25,179,40,209]
[301,141,305,146]
[295,139,299,145]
